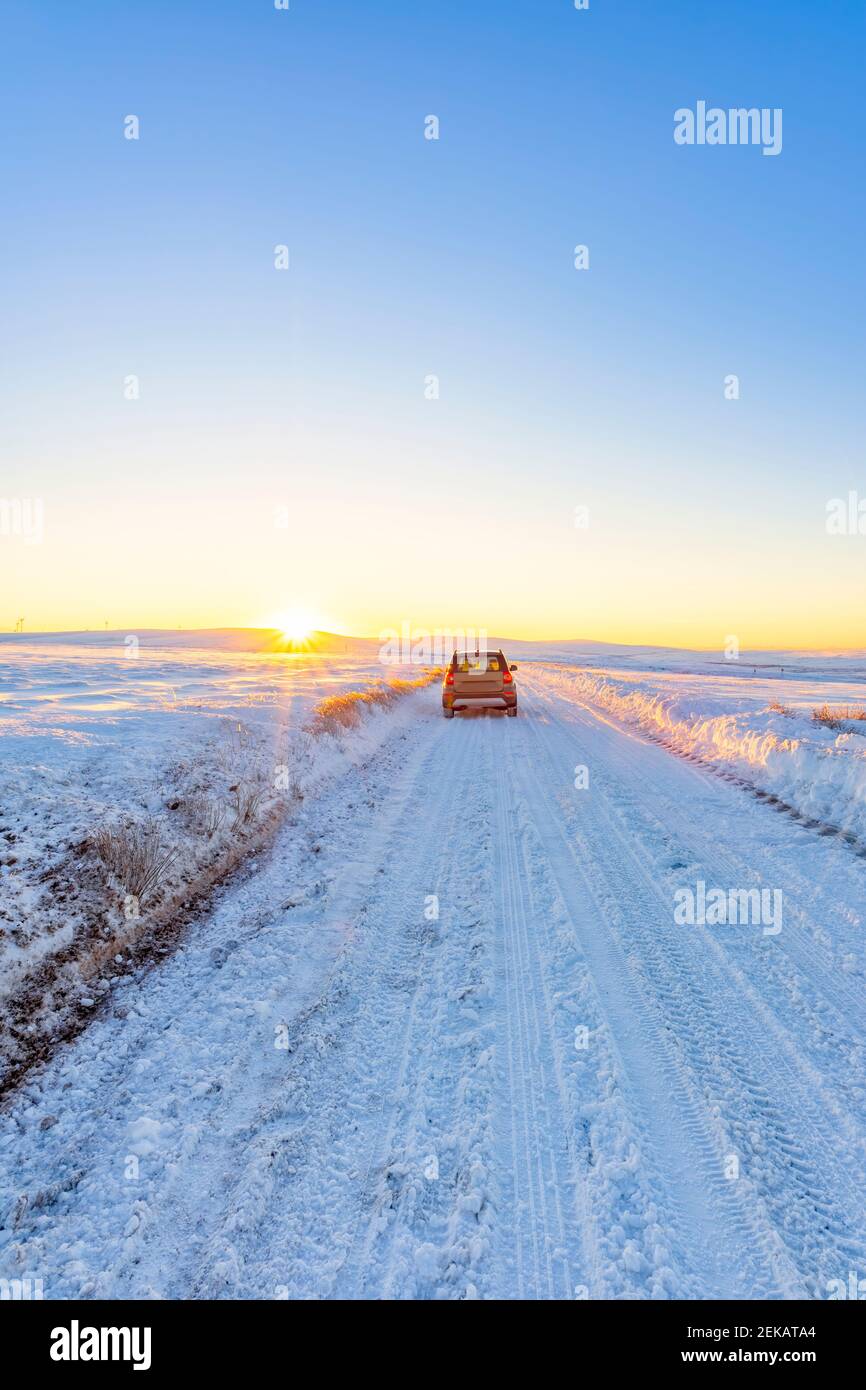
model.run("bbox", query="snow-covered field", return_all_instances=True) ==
[0,634,433,1088]
[2,633,866,1299]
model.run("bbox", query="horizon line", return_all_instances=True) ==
[2,626,866,657]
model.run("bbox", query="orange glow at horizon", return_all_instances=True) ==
[4,487,865,653]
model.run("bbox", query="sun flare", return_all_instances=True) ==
[272,609,318,646]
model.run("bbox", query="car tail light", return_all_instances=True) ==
[445,670,454,686]
[503,669,513,684]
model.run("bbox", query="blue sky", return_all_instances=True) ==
[2,0,864,643]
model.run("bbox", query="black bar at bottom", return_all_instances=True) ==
[3,1296,859,1374]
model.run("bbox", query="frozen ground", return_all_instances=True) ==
[2,634,866,1298]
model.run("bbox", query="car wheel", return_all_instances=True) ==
[507,706,517,717]
[443,709,454,719]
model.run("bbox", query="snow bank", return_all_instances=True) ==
[541,665,866,838]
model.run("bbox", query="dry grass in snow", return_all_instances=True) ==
[307,671,443,734]
[812,703,866,730]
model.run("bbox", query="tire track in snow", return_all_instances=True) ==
[551,684,866,1131]
[186,713,476,1298]
[182,708,503,1300]
[491,721,585,1298]
[332,715,496,1298]
[511,679,788,1297]
[542,671,866,1053]
[522,671,866,1297]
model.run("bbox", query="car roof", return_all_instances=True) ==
[452,650,505,659]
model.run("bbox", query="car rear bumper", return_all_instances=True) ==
[444,694,517,710]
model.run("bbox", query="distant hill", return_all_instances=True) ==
[0,628,382,656]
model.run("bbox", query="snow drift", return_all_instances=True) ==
[543,665,866,839]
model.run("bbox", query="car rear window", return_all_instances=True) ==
[451,653,505,672]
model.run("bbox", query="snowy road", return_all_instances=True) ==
[3,668,866,1299]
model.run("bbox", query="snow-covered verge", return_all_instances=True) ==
[538,663,866,840]
[0,639,439,1092]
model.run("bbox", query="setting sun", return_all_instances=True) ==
[273,609,319,646]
